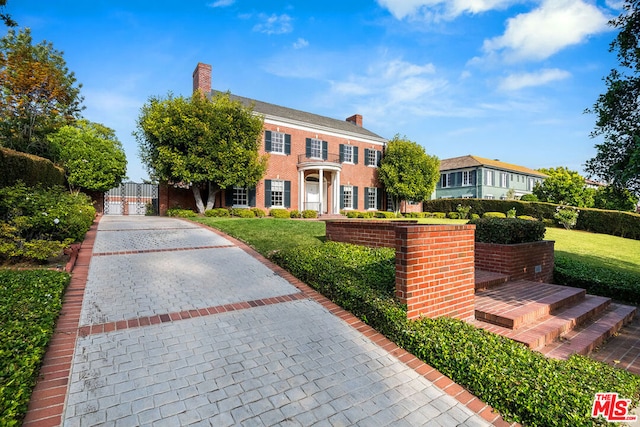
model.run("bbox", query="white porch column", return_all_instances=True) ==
[319,168,324,214]
[298,170,304,211]
[334,170,341,214]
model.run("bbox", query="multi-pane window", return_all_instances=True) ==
[527,178,535,191]
[271,180,284,207]
[367,149,377,166]
[271,132,285,154]
[343,145,354,163]
[440,173,450,188]
[343,186,354,209]
[310,139,322,158]
[500,173,508,188]
[367,188,377,210]
[462,171,472,186]
[484,195,495,200]
[485,170,494,186]
[233,186,248,206]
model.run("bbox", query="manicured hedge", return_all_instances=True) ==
[470,217,546,244]
[554,255,640,305]
[271,242,640,427]
[0,148,65,188]
[0,270,70,426]
[425,198,640,240]
[166,208,197,218]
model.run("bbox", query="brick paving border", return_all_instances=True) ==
[24,215,518,427]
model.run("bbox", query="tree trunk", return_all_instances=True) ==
[191,186,205,214]
[205,182,219,211]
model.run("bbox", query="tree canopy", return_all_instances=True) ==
[135,91,268,213]
[1,0,17,27]
[533,166,593,207]
[377,135,440,213]
[0,28,83,160]
[587,0,640,195]
[48,120,127,193]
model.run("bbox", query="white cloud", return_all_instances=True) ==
[253,13,293,35]
[498,68,571,91]
[208,0,235,7]
[376,0,520,21]
[293,38,309,49]
[482,0,610,62]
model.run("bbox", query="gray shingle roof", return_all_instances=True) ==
[211,90,387,143]
[440,155,548,178]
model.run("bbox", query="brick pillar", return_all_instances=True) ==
[158,182,169,216]
[395,224,476,320]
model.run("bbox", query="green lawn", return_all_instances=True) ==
[195,216,640,278]
[546,227,640,275]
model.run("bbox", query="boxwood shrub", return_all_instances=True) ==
[269,209,290,219]
[302,210,318,219]
[470,217,546,244]
[0,270,70,426]
[204,208,230,217]
[554,255,640,304]
[251,208,266,218]
[270,242,640,427]
[166,208,197,217]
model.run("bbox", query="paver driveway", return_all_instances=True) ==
[29,216,509,426]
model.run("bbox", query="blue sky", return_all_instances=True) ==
[4,0,623,182]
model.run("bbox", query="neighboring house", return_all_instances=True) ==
[434,155,547,200]
[193,63,391,214]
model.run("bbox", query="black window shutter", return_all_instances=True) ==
[353,147,358,164]
[225,188,234,207]
[249,188,256,207]
[339,144,344,163]
[305,138,311,158]
[265,131,272,152]
[376,188,383,210]
[457,172,463,187]
[364,148,371,166]
[284,181,291,208]
[471,170,476,186]
[322,141,328,160]
[353,186,358,210]
[376,150,381,167]
[340,186,345,209]
[265,180,272,207]
[284,134,291,155]
[364,188,371,209]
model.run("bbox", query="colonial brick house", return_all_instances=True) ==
[192,62,394,215]
[435,155,547,200]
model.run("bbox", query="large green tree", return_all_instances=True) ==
[135,92,268,213]
[0,28,83,160]
[533,166,593,207]
[378,135,440,214]
[593,185,639,211]
[587,0,640,195]
[48,120,127,193]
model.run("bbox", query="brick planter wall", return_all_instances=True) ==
[324,219,417,248]
[395,224,475,320]
[326,220,476,321]
[475,240,554,283]
[159,183,198,216]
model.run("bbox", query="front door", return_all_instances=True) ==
[305,179,328,213]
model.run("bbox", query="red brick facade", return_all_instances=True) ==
[474,241,554,283]
[192,63,407,215]
[325,221,476,320]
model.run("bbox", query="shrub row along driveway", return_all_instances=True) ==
[29,216,504,426]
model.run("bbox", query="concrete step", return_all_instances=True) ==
[471,294,612,350]
[475,280,586,329]
[541,303,637,359]
[474,269,509,291]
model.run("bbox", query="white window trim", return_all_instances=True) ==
[343,145,354,164]
[271,180,285,208]
[232,186,249,208]
[462,170,473,187]
[343,185,354,210]
[310,138,323,159]
[367,187,377,210]
[270,131,286,155]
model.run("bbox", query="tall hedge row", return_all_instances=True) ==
[423,198,640,240]
[0,148,65,188]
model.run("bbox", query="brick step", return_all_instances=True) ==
[471,294,611,350]
[474,269,509,291]
[475,280,586,329]
[541,303,637,359]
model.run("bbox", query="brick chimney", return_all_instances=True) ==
[346,114,363,127]
[192,63,212,94]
